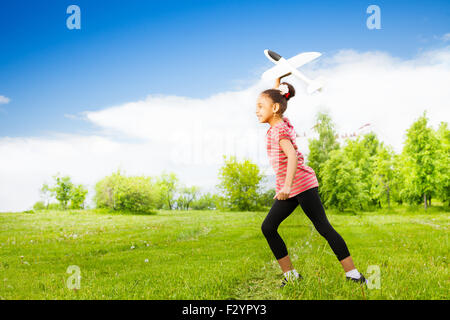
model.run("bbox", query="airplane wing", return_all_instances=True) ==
[288,52,321,68]
[262,52,322,80]
[262,64,292,80]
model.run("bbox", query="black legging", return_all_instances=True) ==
[261,187,350,261]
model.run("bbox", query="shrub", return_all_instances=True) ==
[47,203,62,210]
[69,184,88,209]
[94,169,158,213]
[191,192,219,210]
[257,188,276,209]
[216,155,266,211]
[33,201,46,210]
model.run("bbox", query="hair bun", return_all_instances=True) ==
[281,82,295,101]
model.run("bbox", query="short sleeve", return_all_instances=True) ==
[277,126,291,143]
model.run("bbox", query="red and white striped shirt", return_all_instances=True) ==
[266,116,319,198]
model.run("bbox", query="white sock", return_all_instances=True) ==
[345,268,361,279]
[284,269,299,280]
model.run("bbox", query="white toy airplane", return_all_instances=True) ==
[262,49,325,94]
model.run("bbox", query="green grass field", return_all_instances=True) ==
[0,205,448,300]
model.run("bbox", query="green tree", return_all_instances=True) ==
[403,111,441,209]
[307,111,340,187]
[69,184,88,209]
[94,169,124,210]
[435,121,450,206]
[390,153,405,205]
[343,132,380,209]
[373,142,396,208]
[396,152,421,205]
[176,185,200,210]
[191,192,219,210]
[51,174,74,210]
[39,183,54,209]
[155,171,179,210]
[320,149,368,212]
[216,155,266,211]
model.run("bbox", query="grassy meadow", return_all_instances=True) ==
[0,205,448,300]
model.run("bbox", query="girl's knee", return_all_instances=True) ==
[315,223,334,239]
[261,220,276,237]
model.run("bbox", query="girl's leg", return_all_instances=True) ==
[340,256,357,272]
[277,255,294,273]
[295,187,352,266]
[261,197,299,272]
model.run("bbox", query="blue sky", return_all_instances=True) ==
[1,0,449,137]
[1,0,450,212]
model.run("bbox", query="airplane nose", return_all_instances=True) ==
[267,50,282,61]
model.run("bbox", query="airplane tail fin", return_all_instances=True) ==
[307,76,326,94]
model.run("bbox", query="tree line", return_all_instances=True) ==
[308,110,448,211]
[33,110,448,213]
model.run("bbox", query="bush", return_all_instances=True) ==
[191,192,219,210]
[257,188,276,209]
[33,201,46,211]
[47,203,62,210]
[94,169,158,213]
[216,155,266,211]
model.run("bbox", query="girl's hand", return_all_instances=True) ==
[273,185,292,200]
[274,72,292,88]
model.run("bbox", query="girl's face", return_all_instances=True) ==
[256,93,279,123]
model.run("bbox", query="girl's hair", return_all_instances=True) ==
[261,82,296,115]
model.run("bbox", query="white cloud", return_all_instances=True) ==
[63,113,78,120]
[441,33,450,42]
[0,95,10,104]
[1,46,450,212]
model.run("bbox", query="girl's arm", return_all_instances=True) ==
[274,138,298,200]
[280,139,298,188]
[274,72,292,89]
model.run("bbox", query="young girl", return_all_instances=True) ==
[256,74,367,287]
